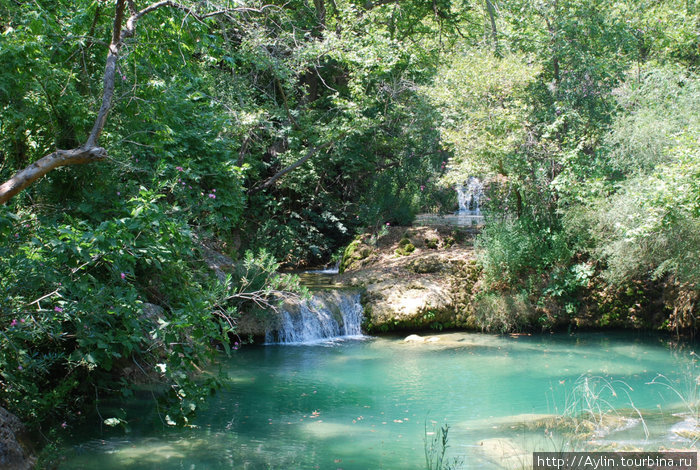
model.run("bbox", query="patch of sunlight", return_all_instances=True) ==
[301,421,360,439]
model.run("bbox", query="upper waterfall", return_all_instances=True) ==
[456,177,484,215]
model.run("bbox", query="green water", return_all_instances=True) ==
[62,332,698,469]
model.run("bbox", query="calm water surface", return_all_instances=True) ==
[62,332,698,469]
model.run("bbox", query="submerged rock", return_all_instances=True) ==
[404,334,424,342]
[0,407,34,470]
[478,438,530,470]
[404,334,440,343]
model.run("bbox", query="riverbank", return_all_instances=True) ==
[240,223,693,340]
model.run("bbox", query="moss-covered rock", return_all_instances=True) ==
[408,257,443,274]
[394,243,415,256]
[329,225,481,333]
[424,237,439,249]
[339,237,374,273]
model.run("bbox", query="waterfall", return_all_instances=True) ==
[304,261,340,275]
[265,291,364,344]
[456,177,484,215]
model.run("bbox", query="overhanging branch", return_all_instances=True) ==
[0,147,107,204]
[248,137,343,194]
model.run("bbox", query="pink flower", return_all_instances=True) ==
[61,422,67,429]
[208,194,216,199]
[54,306,63,313]
[20,319,25,323]
[17,365,22,371]
[420,185,425,191]
[117,191,120,196]
[120,272,126,280]
[212,189,216,192]
[10,319,17,327]
[175,166,184,171]
[386,222,390,226]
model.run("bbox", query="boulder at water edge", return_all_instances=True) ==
[0,407,34,470]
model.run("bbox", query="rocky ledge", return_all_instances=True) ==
[337,225,481,332]
[235,225,482,338]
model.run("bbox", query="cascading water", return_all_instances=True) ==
[456,177,484,215]
[303,261,340,275]
[265,291,364,344]
[414,176,485,227]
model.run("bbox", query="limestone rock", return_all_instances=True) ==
[0,407,34,470]
[407,257,443,274]
[363,277,454,328]
[141,302,164,322]
[237,225,480,339]
[337,226,479,332]
[200,246,235,283]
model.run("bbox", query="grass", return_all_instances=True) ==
[647,352,699,446]
[424,421,464,470]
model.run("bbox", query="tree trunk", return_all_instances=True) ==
[0,0,128,204]
[0,148,106,204]
[485,0,499,54]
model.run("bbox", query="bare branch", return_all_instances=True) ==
[86,0,127,147]
[26,289,62,307]
[248,136,344,194]
[134,1,279,21]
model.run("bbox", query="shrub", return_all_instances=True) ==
[471,290,537,333]
[0,190,301,430]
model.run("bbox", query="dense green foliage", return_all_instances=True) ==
[0,0,698,439]
[425,0,699,332]
[0,0,451,432]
